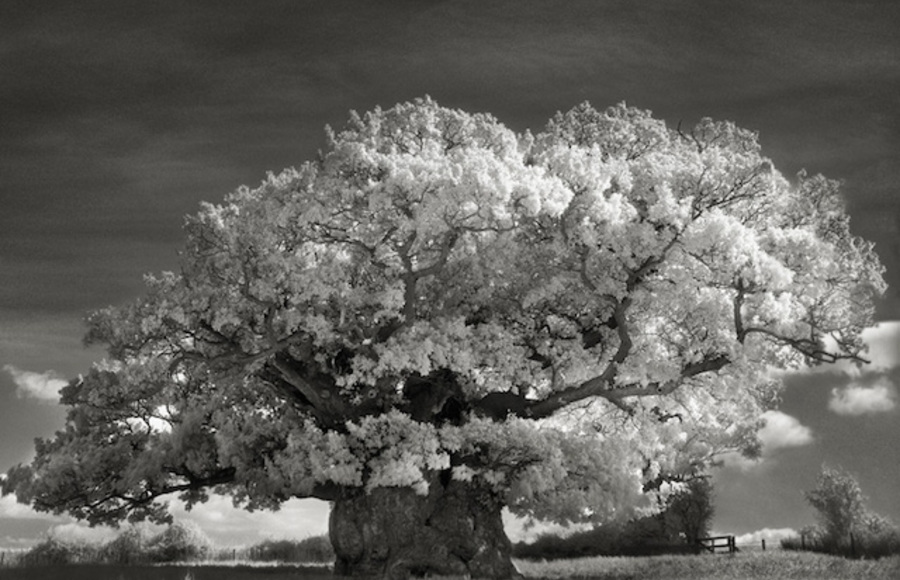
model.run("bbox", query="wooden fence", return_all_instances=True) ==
[697,535,737,554]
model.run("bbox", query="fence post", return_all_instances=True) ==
[801,533,806,550]
[761,539,766,551]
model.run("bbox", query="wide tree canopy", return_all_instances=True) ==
[3,97,885,577]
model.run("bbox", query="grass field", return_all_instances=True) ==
[0,562,332,580]
[2,551,899,580]
[516,550,900,580]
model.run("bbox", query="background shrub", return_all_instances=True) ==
[789,466,900,559]
[248,535,334,563]
[98,526,152,564]
[782,521,900,559]
[145,521,212,563]
[21,536,98,566]
[514,477,713,560]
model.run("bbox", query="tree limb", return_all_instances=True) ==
[741,326,869,364]
[526,353,730,419]
[268,354,351,425]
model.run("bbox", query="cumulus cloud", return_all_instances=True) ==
[0,494,61,521]
[829,376,897,416]
[794,321,900,378]
[757,410,814,450]
[0,535,34,550]
[168,496,330,546]
[503,512,591,544]
[720,410,813,471]
[3,365,68,402]
[857,322,900,372]
[47,522,118,545]
[733,527,798,546]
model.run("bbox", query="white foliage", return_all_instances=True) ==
[17,97,885,530]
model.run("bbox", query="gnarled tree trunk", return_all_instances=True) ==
[329,476,519,579]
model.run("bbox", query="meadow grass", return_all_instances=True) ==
[0,563,334,580]
[3,551,899,580]
[514,550,900,580]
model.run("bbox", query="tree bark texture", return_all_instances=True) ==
[329,478,519,579]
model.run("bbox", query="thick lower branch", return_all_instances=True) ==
[268,354,351,424]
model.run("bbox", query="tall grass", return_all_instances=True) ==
[5,550,899,580]
[514,550,900,580]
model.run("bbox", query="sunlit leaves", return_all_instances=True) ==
[7,97,885,529]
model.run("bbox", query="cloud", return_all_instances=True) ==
[757,410,814,450]
[856,322,900,372]
[168,496,330,546]
[2,365,67,402]
[0,535,33,550]
[789,321,900,379]
[0,494,61,521]
[47,522,118,545]
[720,410,813,471]
[503,512,591,544]
[733,527,798,546]
[829,376,897,416]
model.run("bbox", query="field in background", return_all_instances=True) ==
[0,563,331,580]
[516,551,900,580]
[2,552,899,580]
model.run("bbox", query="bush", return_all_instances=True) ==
[248,535,335,563]
[782,521,900,559]
[781,525,825,552]
[294,535,335,562]
[98,526,152,564]
[22,537,98,566]
[514,476,713,560]
[145,521,212,563]
[795,466,900,559]
[20,521,220,565]
[512,515,701,561]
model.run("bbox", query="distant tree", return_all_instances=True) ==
[2,98,884,579]
[805,465,868,548]
[146,520,211,562]
[663,476,715,545]
[804,465,899,556]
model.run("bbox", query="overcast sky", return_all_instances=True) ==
[2,0,899,549]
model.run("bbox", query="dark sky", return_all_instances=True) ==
[2,0,899,547]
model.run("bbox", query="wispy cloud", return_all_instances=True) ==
[2,365,67,402]
[829,376,897,416]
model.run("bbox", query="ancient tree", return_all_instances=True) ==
[3,98,884,578]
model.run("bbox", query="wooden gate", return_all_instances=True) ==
[697,535,737,554]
